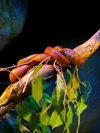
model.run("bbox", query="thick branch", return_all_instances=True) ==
[0,30,100,119]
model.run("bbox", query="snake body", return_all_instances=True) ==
[9,46,85,83]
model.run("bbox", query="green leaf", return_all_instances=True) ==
[82,81,92,102]
[32,74,43,105]
[52,87,64,112]
[15,102,32,122]
[60,109,65,122]
[40,101,47,121]
[43,82,50,91]
[52,88,57,106]
[33,127,41,133]
[43,93,52,103]
[56,74,65,103]
[41,115,50,126]
[28,115,38,131]
[74,95,87,116]
[67,66,73,82]
[16,115,22,132]
[72,78,80,90]
[40,101,50,126]
[38,124,49,133]
[50,110,63,129]
[28,95,40,111]
[74,81,92,116]
[32,64,42,79]
[64,106,73,131]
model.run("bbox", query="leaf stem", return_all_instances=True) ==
[53,60,75,104]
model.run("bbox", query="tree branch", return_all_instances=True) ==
[0,29,100,119]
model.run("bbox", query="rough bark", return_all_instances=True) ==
[0,29,100,119]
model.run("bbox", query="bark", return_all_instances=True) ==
[0,29,100,119]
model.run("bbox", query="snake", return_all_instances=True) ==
[9,46,85,83]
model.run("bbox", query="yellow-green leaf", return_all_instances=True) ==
[16,102,32,122]
[40,101,47,124]
[72,78,80,90]
[56,74,65,104]
[16,115,22,132]
[50,110,63,129]
[32,75,43,105]
[32,64,42,79]
[64,106,73,131]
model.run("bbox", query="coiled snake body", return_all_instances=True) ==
[9,46,85,83]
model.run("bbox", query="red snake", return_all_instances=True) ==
[9,46,85,83]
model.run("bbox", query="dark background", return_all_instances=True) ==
[0,1,99,66]
[0,1,100,132]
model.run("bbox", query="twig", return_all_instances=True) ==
[22,67,35,93]
[41,103,52,117]
[53,60,75,104]
[1,68,24,87]
[22,56,51,93]
[53,60,76,124]
[39,56,51,75]
[39,56,51,65]
[0,61,33,72]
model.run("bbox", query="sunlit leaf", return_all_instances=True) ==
[32,64,42,79]
[67,82,79,103]
[56,74,65,104]
[64,106,73,131]
[67,128,70,133]
[41,115,50,126]
[32,74,43,105]
[72,78,80,90]
[40,101,50,126]
[50,110,63,129]
[40,101,47,122]
[43,93,52,103]
[33,127,41,133]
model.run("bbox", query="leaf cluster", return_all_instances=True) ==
[1,64,92,133]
